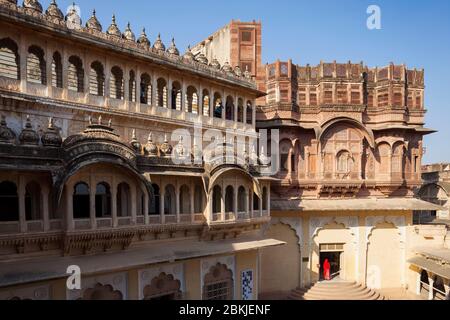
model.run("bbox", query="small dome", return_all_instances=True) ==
[65,3,82,29]
[167,38,179,56]
[0,115,16,145]
[221,61,233,73]
[122,22,135,41]
[41,117,62,147]
[19,115,39,146]
[130,129,141,153]
[23,0,43,13]
[45,0,63,21]
[195,52,208,65]
[85,9,102,32]
[183,45,195,61]
[106,15,121,38]
[159,134,172,156]
[144,132,158,156]
[137,28,150,48]
[210,57,221,69]
[152,33,166,52]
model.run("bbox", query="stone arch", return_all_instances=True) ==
[212,185,222,214]
[366,221,402,289]
[128,70,136,102]
[73,182,90,219]
[95,182,111,218]
[237,98,244,122]
[51,51,62,88]
[68,55,84,92]
[110,66,124,100]
[89,61,105,96]
[246,100,253,125]
[186,85,198,114]
[27,45,46,85]
[317,117,375,148]
[179,184,190,214]
[80,283,123,300]
[140,73,151,105]
[164,184,176,215]
[202,263,234,300]
[25,180,41,221]
[224,185,234,212]
[225,95,234,121]
[143,272,182,300]
[213,92,223,118]
[157,77,168,107]
[0,180,19,222]
[202,89,210,116]
[260,222,301,297]
[117,182,131,217]
[0,37,20,80]
[237,185,246,212]
[171,81,182,110]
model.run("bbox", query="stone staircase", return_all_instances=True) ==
[288,281,387,300]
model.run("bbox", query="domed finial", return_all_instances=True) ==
[108,119,112,127]
[148,132,153,142]
[86,8,102,32]
[167,37,180,55]
[45,0,64,21]
[48,117,54,129]
[137,27,150,48]
[106,14,121,38]
[123,21,136,41]
[98,115,102,125]
[183,44,194,61]
[152,33,166,51]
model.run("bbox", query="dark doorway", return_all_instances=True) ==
[319,251,342,281]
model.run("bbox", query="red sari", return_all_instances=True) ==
[323,259,331,280]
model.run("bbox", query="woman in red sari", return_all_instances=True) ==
[323,258,331,280]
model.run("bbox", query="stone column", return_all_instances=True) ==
[144,190,149,225]
[416,271,422,296]
[175,188,180,223]
[18,176,27,233]
[89,188,96,230]
[209,87,214,118]
[152,75,158,107]
[111,182,118,228]
[160,187,165,224]
[190,184,195,223]
[19,39,27,92]
[168,79,173,111]
[233,185,238,220]
[221,185,225,221]
[428,275,434,300]
[234,95,238,122]
[66,185,74,231]
[41,186,50,232]
[131,185,137,225]
[249,189,254,218]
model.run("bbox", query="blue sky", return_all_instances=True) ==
[41,0,450,164]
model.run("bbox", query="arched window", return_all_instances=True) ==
[212,185,222,214]
[0,38,20,80]
[213,93,222,118]
[246,101,253,125]
[171,81,182,110]
[68,56,84,92]
[202,89,210,116]
[186,86,198,114]
[140,73,151,105]
[194,185,203,213]
[337,150,352,173]
[262,187,268,211]
[237,98,244,123]
[110,66,124,100]
[51,51,62,88]
[25,181,41,221]
[237,186,246,212]
[89,61,104,96]
[95,182,111,218]
[225,186,234,212]
[392,143,404,175]
[203,263,234,300]
[0,181,19,222]
[253,191,260,211]
[164,184,176,215]
[149,184,160,215]
[157,78,168,107]
[27,45,46,85]
[117,183,131,217]
[129,70,136,102]
[225,96,234,121]
[73,182,89,219]
[179,185,190,214]
[378,143,391,174]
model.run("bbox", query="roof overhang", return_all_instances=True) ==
[271,198,446,212]
[0,237,285,288]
